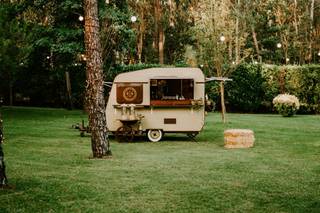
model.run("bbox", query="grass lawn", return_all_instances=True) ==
[0,107,319,213]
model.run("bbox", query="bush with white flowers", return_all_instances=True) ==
[273,94,300,117]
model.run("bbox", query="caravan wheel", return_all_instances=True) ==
[147,129,163,142]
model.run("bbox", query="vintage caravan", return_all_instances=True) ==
[106,67,210,142]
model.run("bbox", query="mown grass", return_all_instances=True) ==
[0,107,319,213]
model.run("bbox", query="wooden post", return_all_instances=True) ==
[205,77,232,124]
[220,81,226,123]
[65,71,73,110]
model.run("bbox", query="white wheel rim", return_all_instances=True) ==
[148,130,162,142]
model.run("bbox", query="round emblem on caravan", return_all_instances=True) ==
[123,87,138,102]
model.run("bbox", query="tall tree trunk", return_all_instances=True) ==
[228,38,233,62]
[153,0,160,55]
[137,0,146,63]
[137,29,144,63]
[235,0,240,64]
[84,0,111,158]
[156,0,164,64]
[309,0,315,63]
[137,5,145,64]
[284,48,288,65]
[293,0,299,64]
[293,0,299,35]
[159,26,164,64]
[154,0,164,64]
[251,26,260,61]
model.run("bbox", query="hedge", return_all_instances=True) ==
[224,63,320,114]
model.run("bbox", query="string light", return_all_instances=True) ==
[220,35,226,42]
[79,15,84,22]
[131,16,137,23]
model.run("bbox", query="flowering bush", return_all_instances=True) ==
[273,94,300,117]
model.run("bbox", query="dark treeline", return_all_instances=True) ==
[0,0,319,109]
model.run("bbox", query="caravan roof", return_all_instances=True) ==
[114,68,205,83]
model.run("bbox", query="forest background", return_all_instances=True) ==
[0,0,319,113]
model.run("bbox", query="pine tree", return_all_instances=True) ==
[84,0,111,158]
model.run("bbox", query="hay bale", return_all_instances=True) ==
[224,129,254,148]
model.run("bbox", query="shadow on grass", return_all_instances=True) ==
[0,178,65,212]
[0,177,100,212]
[110,134,224,147]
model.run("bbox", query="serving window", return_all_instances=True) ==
[150,79,194,106]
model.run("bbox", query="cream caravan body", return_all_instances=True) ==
[106,68,206,142]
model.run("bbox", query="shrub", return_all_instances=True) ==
[272,94,300,117]
[226,63,265,112]
[262,64,320,114]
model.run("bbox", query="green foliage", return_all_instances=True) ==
[289,65,320,113]
[262,65,320,114]
[0,0,85,107]
[260,65,280,103]
[164,1,196,64]
[222,64,320,114]
[226,63,265,112]
[1,0,320,110]
[273,104,297,117]
[0,2,32,101]
[100,1,137,67]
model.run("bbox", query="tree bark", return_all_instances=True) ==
[293,0,299,64]
[235,0,240,64]
[159,25,164,64]
[137,29,144,63]
[0,110,8,187]
[309,0,315,63]
[84,0,111,158]
[228,37,233,62]
[293,0,298,35]
[251,26,260,60]
[153,0,160,54]
[154,0,164,64]
[137,4,145,64]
